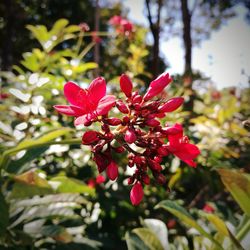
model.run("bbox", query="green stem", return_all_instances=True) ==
[237,219,250,242]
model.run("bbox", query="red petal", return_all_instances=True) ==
[88,77,106,107]
[64,81,87,107]
[74,113,96,126]
[158,97,184,113]
[144,73,172,101]
[130,182,144,206]
[96,175,105,184]
[96,95,116,116]
[53,105,85,116]
[174,143,200,160]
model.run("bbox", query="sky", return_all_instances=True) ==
[123,0,250,89]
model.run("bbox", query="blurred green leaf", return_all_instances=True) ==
[50,176,95,196]
[0,192,9,236]
[0,128,72,170]
[125,228,164,250]
[218,169,250,216]
[155,200,223,249]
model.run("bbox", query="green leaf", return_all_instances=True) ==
[50,19,69,36]
[6,146,48,174]
[10,171,53,198]
[0,128,72,170]
[0,192,9,236]
[155,200,223,249]
[144,219,169,249]
[50,176,95,196]
[218,169,250,216]
[125,228,164,250]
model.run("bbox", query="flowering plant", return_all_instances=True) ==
[54,72,200,205]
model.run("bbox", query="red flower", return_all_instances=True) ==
[203,204,215,213]
[130,182,144,206]
[109,15,133,35]
[109,15,123,26]
[143,72,172,101]
[96,174,105,184]
[166,123,200,167]
[54,77,116,126]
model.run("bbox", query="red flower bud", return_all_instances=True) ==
[113,146,125,153]
[145,118,160,127]
[120,74,133,97]
[144,73,172,101]
[127,176,135,185]
[142,174,150,185]
[106,161,118,181]
[116,100,129,114]
[132,94,143,104]
[148,159,162,172]
[125,128,137,144]
[156,174,166,185]
[157,145,169,156]
[130,182,144,206]
[158,97,184,113]
[203,204,215,213]
[82,131,99,145]
[107,117,122,126]
[96,175,105,184]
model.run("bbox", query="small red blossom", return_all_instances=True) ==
[130,182,144,206]
[91,31,102,43]
[109,15,134,36]
[79,22,90,32]
[54,77,115,126]
[0,93,9,100]
[203,204,215,213]
[87,174,106,188]
[166,123,200,167]
[143,72,172,101]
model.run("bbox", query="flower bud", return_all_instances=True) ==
[106,161,118,181]
[142,174,150,185]
[107,117,122,126]
[125,128,137,144]
[156,174,166,185]
[148,159,162,172]
[96,175,105,184]
[116,100,129,114]
[132,94,143,104]
[145,118,160,127]
[113,146,125,153]
[120,74,133,97]
[158,97,184,113]
[127,176,135,185]
[82,131,99,145]
[157,145,169,156]
[130,182,144,206]
[144,73,172,101]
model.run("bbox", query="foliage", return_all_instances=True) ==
[0,10,249,250]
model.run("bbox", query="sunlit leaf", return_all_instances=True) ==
[50,176,95,196]
[218,169,250,216]
[155,200,223,249]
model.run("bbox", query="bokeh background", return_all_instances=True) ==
[0,1,250,250]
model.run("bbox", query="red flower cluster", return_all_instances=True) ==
[109,15,133,36]
[54,72,200,206]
